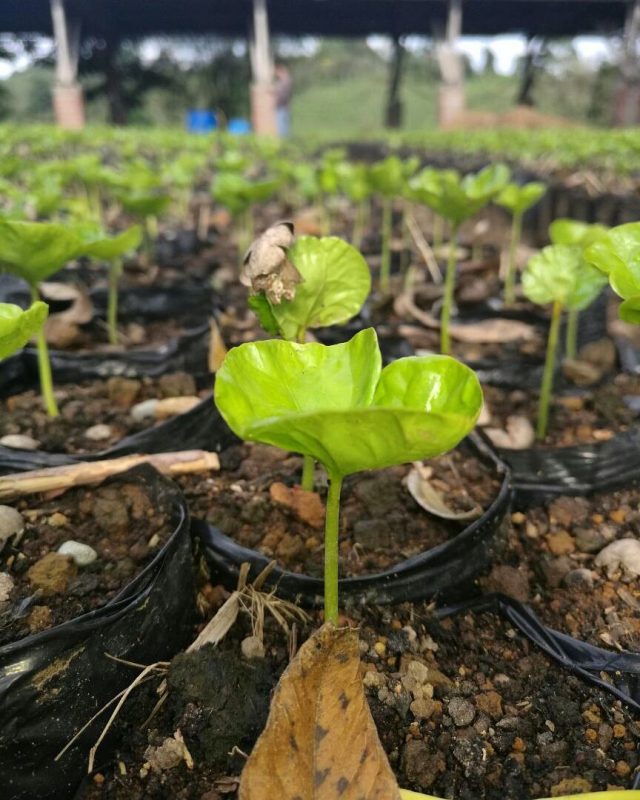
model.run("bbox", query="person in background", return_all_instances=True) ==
[274,63,293,137]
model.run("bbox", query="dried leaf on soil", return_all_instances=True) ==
[238,623,401,800]
[406,463,481,520]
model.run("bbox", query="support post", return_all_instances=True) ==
[385,35,405,129]
[50,0,85,129]
[249,0,277,135]
[435,0,465,129]
[613,0,640,126]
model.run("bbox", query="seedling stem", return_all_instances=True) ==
[537,299,562,440]
[380,197,392,292]
[504,210,523,305]
[324,474,343,624]
[441,225,459,355]
[565,308,579,360]
[31,285,58,417]
[301,455,315,492]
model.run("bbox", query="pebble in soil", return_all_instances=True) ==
[179,441,501,578]
[0,477,170,646]
[0,372,203,455]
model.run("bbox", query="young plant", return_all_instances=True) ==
[550,219,609,358]
[248,232,371,491]
[369,156,419,293]
[496,181,546,305]
[214,328,482,622]
[522,244,607,440]
[338,163,372,250]
[0,220,87,416]
[81,225,143,345]
[409,164,511,354]
[0,301,48,359]
[584,222,640,324]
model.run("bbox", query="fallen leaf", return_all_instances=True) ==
[238,624,401,800]
[449,318,536,344]
[209,317,229,372]
[485,415,535,450]
[406,464,481,521]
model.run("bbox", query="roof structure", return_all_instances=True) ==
[0,0,631,39]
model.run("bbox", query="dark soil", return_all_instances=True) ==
[481,372,640,448]
[0,372,206,454]
[179,441,500,577]
[0,474,172,645]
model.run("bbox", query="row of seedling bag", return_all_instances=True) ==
[1,207,640,797]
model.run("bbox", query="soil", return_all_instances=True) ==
[0,372,207,454]
[481,372,640,448]
[0,474,173,646]
[178,441,501,578]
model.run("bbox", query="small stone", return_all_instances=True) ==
[575,527,607,554]
[410,697,436,720]
[563,568,594,590]
[406,660,430,684]
[158,372,197,398]
[84,424,113,441]
[269,482,325,529]
[48,512,69,528]
[595,539,640,577]
[154,396,201,420]
[241,635,265,660]
[609,508,626,524]
[612,723,626,738]
[374,641,387,657]
[579,338,616,372]
[448,697,476,727]
[540,555,573,588]
[562,358,602,386]
[58,540,98,567]
[402,739,445,790]
[363,670,386,690]
[484,565,529,602]
[550,778,592,795]
[511,512,526,525]
[0,572,14,603]
[27,605,52,632]
[546,530,575,555]
[0,434,40,450]
[475,691,503,720]
[615,760,631,777]
[27,552,77,595]
[548,496,590,527]
[0,505,24,547]
[130,398,159,422]
[107,377,141,409]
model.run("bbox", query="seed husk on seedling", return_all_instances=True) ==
[522,243,607,440]
[214,328,482,623]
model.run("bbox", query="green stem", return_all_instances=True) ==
[107,258,122,346]
[440,224,459,355]
[31,285,58,417]
[401,201,411,274]
[565,308,579,360]
[504,211,522,306]
[301,455,315,492]
[537,300,563,441]
[380,197,392,292]
[324,474,343,624]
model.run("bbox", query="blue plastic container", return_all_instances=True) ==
[227,117,252,135]
[186,109,217,133]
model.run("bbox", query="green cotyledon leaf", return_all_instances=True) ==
[522,244,607,311]
[584,222,640,325]
[0,220,88,286]
[270,236,371,341]
[214,328,482,479]
[0,301,48,359]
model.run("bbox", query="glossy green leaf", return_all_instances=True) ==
[549,219,608,247]
[0,301,48,359]
[214,328,482,479]
[267,236,371,341]
[497,181,546,214]
[370,156,419,197]
[118,192,171,218]
[212,172,280,216]
[584,224,640,322]
[81,225,143,261]
[522,244,607,311]
[409,164,511,226]
[0,220,86,286]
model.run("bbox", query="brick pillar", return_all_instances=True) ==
[251,82,278,136]
[53,84,86,130]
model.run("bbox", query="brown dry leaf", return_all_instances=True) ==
[239,624,401,800]
[406,463,481,521]
[449,318,536,344]
[209,317,228,372]
[242,222,302,304]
